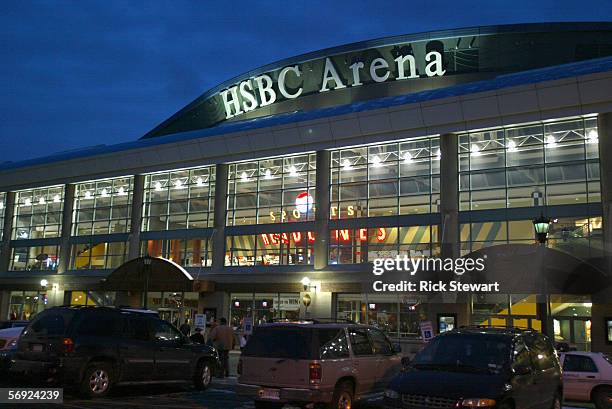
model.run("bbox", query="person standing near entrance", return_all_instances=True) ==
[209,317,235,377]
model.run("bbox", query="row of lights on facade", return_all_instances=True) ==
[82,186,127,200]
[154,176,209,191]
[240,165,299,182]
[470,130,598,156]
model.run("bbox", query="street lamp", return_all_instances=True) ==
[301,276,311,291]
[533,214,551,245]
[143,254,153,309]
[40,279,48,290]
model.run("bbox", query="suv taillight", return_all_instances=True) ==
[309,362,322,385]
[237,358,242,375]
[62,338,74,354]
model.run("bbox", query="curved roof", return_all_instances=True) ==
[143,22,612,138]
[102,256,194,292]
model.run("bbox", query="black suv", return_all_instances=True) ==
[384,327,563,409]
[11,306,220,398]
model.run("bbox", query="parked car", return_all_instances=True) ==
[237,321,402,409]
[560,351,612,409]
[0,326,25,375]
[0,320,29,330]
[11,306,220,398]
[384,327,563,409]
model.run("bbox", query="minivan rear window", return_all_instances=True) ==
[243,327,314,359]
[24,310,75,337]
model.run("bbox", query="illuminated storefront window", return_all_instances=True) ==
[551,294,592,351]
[141,237,212,267]
[227,153,316,225]
[143,166,215,231]
[230,293,300,328]
[12,186,64,239]
[336,294,426,338]
[471,294,542,331]
[67,290,116,306]
[459,117,600,210]
[225,231,313,266]
[73,177,133,236]
[10,245,59,271]
[330,136,440,219]
[460,217,603,259]
[8,291,47,320]
[329,225,438,264]
[70,241,127,270]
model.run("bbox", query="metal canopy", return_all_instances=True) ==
[102,256,194,292]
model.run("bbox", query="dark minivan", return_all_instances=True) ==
[11,306,220,397]
[384,327,562,409]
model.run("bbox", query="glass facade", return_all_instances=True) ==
[225,231,313,266]
[227,153,316,225]
[230,292,300,327]
[141,237,213,267]
[330,225,438,264]
[143,167,215,231]
[459,118,600,210]
[0,192,5,241]
[330,136,440,218]
[73,177,133,236]
[12,186,64,239]
[8,291,46,320]
[70,240,127,270]
[10,245,60,271]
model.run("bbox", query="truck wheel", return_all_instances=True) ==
[254,401,283,409]
[194,360,212,390]
[329,381,354,409]
[594,387,612,409]
[80,362,113,398]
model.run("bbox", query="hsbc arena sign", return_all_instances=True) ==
[219,48,446,120]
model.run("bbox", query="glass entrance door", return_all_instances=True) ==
[553,317,592,351]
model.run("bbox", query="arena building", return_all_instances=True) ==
[1,22,612,352]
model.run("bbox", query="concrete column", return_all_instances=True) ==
[212,164,229,272]
[0,191,16,272]
[599,113,612,278]
[57,184,75,274]
[127,175,145,260]
[439,133,459,260]
[314,150,331,270]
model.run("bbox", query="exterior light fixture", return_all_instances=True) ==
[470,144,481,157]
[289,165,298,177]
[38,197,46,205]
[587,129,599,144]
[0,201,3,209]
[24,198,32,206]
[118,187,126,196]
[301,276,311,290]
[240,171,248,182]
[403,152,413,164]
[175,180,183,189]
[101,188,109,198]
[372,155,382,167]
[155,182,163,191]
[533,213,551,245]
[84,191,92,200]
[507,139,518,152]
[53,195,61,203]
[545,135,557,148]
[435,149,442,160]
[40,279,48,289]
[264,169,273,179]
[196,177,204,186]
[342,159,352,171]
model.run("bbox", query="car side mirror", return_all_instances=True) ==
[392,343,402,354]
[514,364,532,376]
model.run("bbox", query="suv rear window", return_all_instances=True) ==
[23,309,75,337]
[243,327,314,359]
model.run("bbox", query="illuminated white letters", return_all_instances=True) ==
[319,58,346,92]
[349,61,364,86]
[425,51,446,77]
[220,86,243,119]
[239,80,258,112]
[370,57,390,82]
[278,65,303,99]
[394,54,418,80]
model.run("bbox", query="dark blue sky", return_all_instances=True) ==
[1,1,612,162]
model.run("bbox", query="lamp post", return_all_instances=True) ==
[532,214,551,335]
[143,254,153,309]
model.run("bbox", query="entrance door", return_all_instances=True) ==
[158,308,180,326]
[553,317,591,351]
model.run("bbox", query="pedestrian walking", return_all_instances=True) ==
[209,317,235,377]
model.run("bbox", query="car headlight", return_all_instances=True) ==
[461,398,496,407]
[384,389,400,399]
[7,339,17,349]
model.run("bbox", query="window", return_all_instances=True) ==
[8,291,45,320]
[243,327,313,359]
[225,231,313,266]
[142,238,212,267]
[70,241,127,270]
[77,310,121,337]
[227,153,316,226]
[329,226,438,264]
[10,245,60,271]
[319,329,350,359]
[369,329,393,355]
[124,316,150,341]
[331,136,440,218]
[12,186,64,239]
[143,167,215,231]
[73,177,133,236]
[349,329,373,356]
[229,293,300,327]
[563,354,598,372]
[0,192,5,240]
[511,339,531,370]
[525,334,555,370]
[152,319,183,342]
[459,117,600,211]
